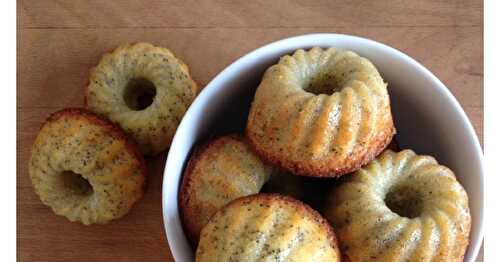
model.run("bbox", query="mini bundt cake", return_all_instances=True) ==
[86,42,198,155]
[247,47,395,177]
[29,108,146,225]
[179,135,273,244]
[324,149,471,261]
[196,194,341,261]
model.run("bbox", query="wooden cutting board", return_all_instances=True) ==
[17,1,483,261]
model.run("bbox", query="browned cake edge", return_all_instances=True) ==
[40,108,148,180]
[178,134,246,246]
[246,124,395,178]
[199,193,342,259]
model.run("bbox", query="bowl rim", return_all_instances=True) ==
[162,33,484,261]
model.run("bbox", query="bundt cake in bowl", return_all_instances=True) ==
[324,149,471,261]
[196,194,341,261]
[179,134,273,245]
[247,47,395,177]
[162,34,483,261]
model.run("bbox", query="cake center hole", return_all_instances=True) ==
[385,185,423,219]
[124,78,157,110]
[60,171,93,196]
[304,72,343,95]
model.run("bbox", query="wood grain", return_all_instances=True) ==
[18,26,483,140]
[18,0,481,28]
[17,1,483,261]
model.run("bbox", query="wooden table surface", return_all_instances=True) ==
[17,1,483,261]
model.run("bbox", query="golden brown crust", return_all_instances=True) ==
[179,134,271,246]
[179,137,212,245]
[246,47,396,178]
[43,108,148,178]
[253,193,341,257]
[30,108,147,224]
[247,125,395,177]
[198,193,341,260]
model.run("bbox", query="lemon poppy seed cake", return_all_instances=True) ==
[247,47,395,177]
[29,108,146,225]
[196,193,341,262]
[179,135,273,244]
[86,42,198,155]
[324,150,471,261]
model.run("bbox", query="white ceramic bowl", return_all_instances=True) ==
[162,34,483,261]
